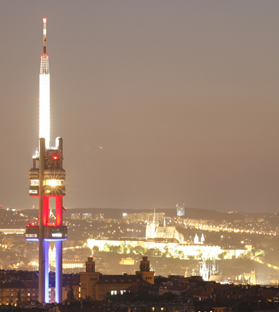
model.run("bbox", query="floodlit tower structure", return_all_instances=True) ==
[25,18,67,304]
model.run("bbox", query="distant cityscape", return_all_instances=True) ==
[1,205,279,287]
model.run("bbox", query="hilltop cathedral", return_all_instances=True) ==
[145,212,184,243]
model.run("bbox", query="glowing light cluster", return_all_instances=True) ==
[31,180,39,186]
[45,180,62,187]
[39,56,50,148]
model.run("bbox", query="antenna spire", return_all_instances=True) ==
[43,18,47,55]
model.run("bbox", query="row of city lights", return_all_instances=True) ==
[251,257,279,271]
[185,222,277,236]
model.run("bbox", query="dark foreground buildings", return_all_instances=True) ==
[1,257,279,311]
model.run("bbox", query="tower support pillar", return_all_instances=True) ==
[44,240,49,303]
[39,138,46,302]
[55,240,63,303]
[56,196,62,226]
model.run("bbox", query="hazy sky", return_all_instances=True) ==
[1,1,279,213]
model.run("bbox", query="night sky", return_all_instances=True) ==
[1,1,279,213]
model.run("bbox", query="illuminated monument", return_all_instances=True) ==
[25,18,67,303]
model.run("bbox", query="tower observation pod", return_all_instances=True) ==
[25,18,67,304]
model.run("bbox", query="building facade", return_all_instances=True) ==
[80,256,154,301]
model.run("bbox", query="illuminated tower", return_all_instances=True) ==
[135,256,155,284]
[25,18,67,304]
[80,257,100,299]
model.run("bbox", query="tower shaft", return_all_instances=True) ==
[39,138,46,302]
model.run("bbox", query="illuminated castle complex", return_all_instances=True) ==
[25,18,67,303]
[145,211,184,243]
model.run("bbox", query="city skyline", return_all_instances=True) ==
[1,1,279,213]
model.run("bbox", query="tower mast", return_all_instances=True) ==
[43,17,47,55]
[39,17,50,148]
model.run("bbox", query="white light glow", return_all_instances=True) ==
[29,190,38,194]
[39,57,50,148]
[32,149,39,158]
[52,233,62,237]
[45,180,62,187]
[30,180,39,186]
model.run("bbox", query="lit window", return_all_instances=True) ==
[29,190,38,194]
[30,180,39,186]
[52,233,62,237]
[45,180,62,187]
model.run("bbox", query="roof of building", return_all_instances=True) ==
[0,281,25,289]
[167,284,189,292]
[96,275,143,285]
[22,280,38,289]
